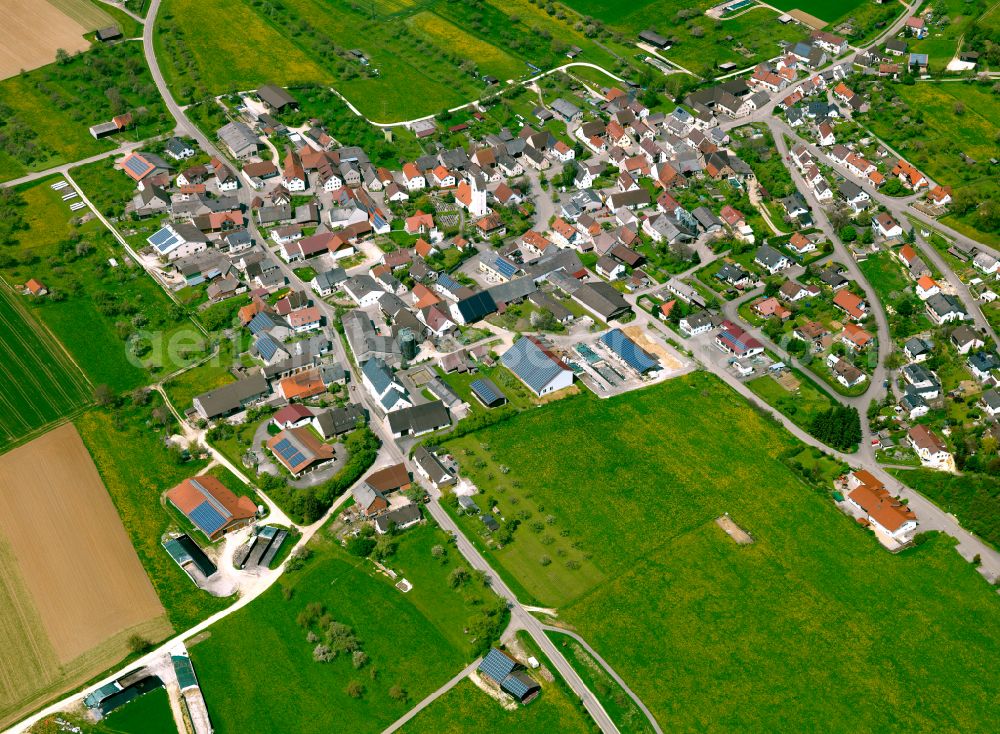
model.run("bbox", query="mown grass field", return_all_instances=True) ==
[443,372,1000,730]
[0,286,92,454]
[403,677,593,734]
[746,369,837,435]
[2,177,209,392]
[76,399,232,631]
[92,687,175,734]
[864,81,1000,247]
[191,523,503,733]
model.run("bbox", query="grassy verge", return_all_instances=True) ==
[190,521,506,733]
[544,631,654,734]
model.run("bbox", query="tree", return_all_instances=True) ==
[346,535,376,557]
[127,635,150,654]
[448,567,470,588]
[313,644,334,663]
[839,225,858,243]
[388,684,407,702]
[55,48,70,65]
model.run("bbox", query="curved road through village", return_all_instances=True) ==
[9,1,999,731]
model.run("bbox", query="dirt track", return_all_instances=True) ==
[0,423,171,726]
[0,1,92,80]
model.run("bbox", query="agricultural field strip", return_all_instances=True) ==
[0,286,92,448]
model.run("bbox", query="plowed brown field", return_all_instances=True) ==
[0,423,171,727]
[0,1,94,80]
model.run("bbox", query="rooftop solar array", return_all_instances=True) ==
[189,503,227,536]
[123,154,154,179]
[248,312,284,336]
[501,672,535,699]
[147,226,182,254]
[274,437,307,468]
[256,333,282,361]
[478,649,516,685]
[471,378,505,406]
[493,256,518,279]
[599,329,658,373]
[500,337,565,394]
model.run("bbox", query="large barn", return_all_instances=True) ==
[166,475,257,541]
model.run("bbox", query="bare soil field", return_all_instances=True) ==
[0,1,100,80]
[0,423,171,727]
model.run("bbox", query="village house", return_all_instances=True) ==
[907,425,954,471]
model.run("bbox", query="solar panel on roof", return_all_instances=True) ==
[478,649,516,685]
[148,227,181,249]
[274,438,307,467]
[599,329,657,373]
[256,334,281,360]
[501,673,533,699]
[190,479,233,520]
[189,501,228,536]
[471,379,504,406]
[124,155,153,177]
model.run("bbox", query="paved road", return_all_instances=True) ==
[381,657,483,734]
[425,498,620,733]
[543,625,664,734]
[0,143,142,189]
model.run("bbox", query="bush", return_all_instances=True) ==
[345,680,364,699]
[346,536,376,557]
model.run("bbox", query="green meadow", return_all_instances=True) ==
[442,372,1000,731]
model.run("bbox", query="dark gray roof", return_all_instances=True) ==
[194,371,269,418]
[572,281,630,320]
[313,404,367,437]
[386,400,451,436]
[257,84,297,109]
[374,504,422,533]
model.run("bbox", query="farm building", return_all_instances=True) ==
[95,25,122,42]
[268,427,335,476]
[163,534,217,582]
[166,475,257,541]
[193,371,269,420]
[470,377,507,407]
[387,400,451,438]
[478,648,540,703]
[257,84,298,111]
[501,336,574,397]
[365,462,411,493]
[599,329,659,374]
